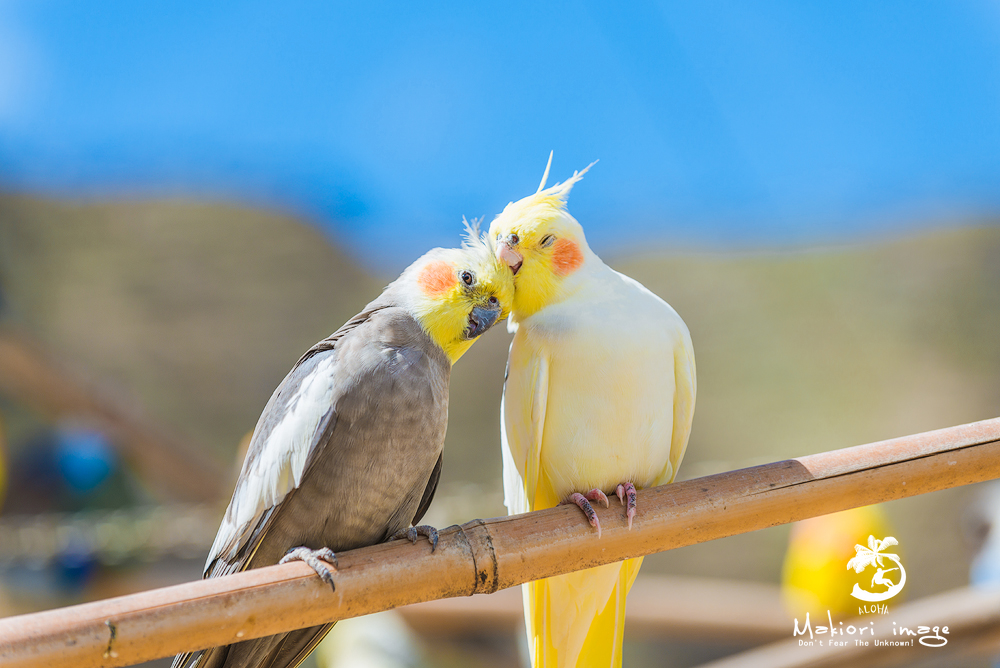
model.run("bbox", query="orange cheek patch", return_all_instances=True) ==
[418,261,457,296]
[551,238,583,276]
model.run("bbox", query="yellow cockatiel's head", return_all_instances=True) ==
[404,221,514,363]
[488,154,596,321]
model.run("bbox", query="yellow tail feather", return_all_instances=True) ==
[525,556,643,668]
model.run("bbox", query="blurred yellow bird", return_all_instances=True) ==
[782,504,896,619]
[490,156,696,668]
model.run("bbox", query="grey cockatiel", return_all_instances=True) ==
[172,230,513,668]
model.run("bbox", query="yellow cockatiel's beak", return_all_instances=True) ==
[496,238,523,275]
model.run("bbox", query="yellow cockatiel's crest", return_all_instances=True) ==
[493,152,592,239]
[493,156,696,668]
[488,155,597,323]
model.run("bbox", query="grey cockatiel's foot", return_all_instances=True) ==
[616,482,638,529]
[390,525,440,552]
[562,489,610,538]
[280,546,339,591]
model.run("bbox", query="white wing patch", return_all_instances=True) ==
[208,354,338,568]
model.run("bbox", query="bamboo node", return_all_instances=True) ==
[457,519,500,595]
[102,620,118,659]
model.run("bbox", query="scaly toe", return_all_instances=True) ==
[584,488,610,508]
[410,525,440,552]
[389,525,440,552]
[280,546,338,591]
[620,482,637,530]
[390,526,418,543]
[311,547,339,567]
[566,492,602,538]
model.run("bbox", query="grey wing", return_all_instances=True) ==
[171,347,347,668]
[201,300,395,577]
[412,453,443,526]
[204,348,341,577]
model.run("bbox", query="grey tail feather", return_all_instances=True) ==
[171,649,217,668]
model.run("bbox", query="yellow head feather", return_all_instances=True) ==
[407,220,514,363]
[488,156,597,320]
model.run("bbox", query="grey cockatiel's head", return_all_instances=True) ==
[391,220,514,363]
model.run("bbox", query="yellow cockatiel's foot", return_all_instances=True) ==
[616,482,638,530]
[561,489,610,538]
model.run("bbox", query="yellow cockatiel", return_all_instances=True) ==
[490,157,696,668]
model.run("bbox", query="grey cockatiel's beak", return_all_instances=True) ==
[465,301,502,339]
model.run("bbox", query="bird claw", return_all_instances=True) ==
[280,546,338,591]
[616,482,637,529]
[583,488,610,508]
[390,525,440,552]
[561,485,636,536]
[563,492,603,538]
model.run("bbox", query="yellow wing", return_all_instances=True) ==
[655,330,697,487]
[501,335,550,515]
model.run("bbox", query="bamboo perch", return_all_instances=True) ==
[2,417,1000,668]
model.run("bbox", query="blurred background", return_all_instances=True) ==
[2,2,1000,667]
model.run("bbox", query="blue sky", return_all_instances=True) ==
[2,2,1000,268]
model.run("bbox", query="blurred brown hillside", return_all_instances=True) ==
[1,196,999,597]
[0,195,380,466]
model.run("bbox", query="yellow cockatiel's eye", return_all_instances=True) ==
[461,270,474,286]
[540,234,555,248]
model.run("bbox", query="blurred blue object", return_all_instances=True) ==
[54,424,116,493]
[53,535,99,590]
[2,548,99,598]
[5,421,124,513]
